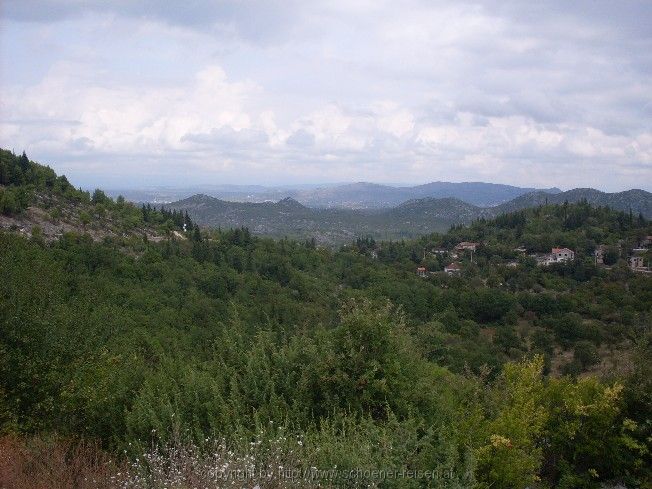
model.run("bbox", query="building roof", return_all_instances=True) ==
[445,262,462,270]
[552,247,573,254]
[416,267,426,271]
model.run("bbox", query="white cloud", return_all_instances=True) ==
[1,0,651,190]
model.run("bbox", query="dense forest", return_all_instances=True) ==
[1,150,651,488]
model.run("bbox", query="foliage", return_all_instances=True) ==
[0,152,651,487]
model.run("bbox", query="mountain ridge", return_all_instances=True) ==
[496,187,652,216]
[110,180,562,208]
[168,187,652,245]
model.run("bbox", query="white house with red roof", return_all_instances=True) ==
[551,247,575,262]
[444,262,462,274]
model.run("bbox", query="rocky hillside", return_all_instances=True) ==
[0,191,169,243]
[0,148,193,243]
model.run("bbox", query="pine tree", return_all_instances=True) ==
[18,151,29,171]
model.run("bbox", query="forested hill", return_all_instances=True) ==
[169,187,652,245]
[1,148,651,487]
[168,193,491,244]
[495,187,652,217]
[273,180,562,208]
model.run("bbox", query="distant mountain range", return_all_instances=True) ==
[110,181,561,208]
[292,181,562,208]
[168,187,652,245]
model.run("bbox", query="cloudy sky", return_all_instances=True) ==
[1,1,651,190]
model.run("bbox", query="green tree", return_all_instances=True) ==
[477,356,548,488]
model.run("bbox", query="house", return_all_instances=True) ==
[455,241,479,252]
[641,236,652,247]
[594,245,607,265]
[506,261,519,268]
[551,247,575,262]
[513,246,527,254]
[430,248,448,255]
[629,248,647,270]
[629,256,645,270]
[416,267,427,278]
[444,262,462,274]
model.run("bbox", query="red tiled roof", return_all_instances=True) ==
[552,247,573,253]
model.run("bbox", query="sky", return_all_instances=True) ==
[1,1,651,191]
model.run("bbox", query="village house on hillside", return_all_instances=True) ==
[629,255,645,270]
[628,247,651,273]
[551,247,575,262]
[416,267,427,278]
[594,245,608,265]
[594,244,624,266]
[532,247,576,267]
[628,245,650,269]
[455,241,479,252]
[444,262,462,274]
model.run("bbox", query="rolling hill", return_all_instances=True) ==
[495,188,652,216]
[290,181,562,208]
[167,194,480,244]
[169,188,652,245]
[112,181,561,208]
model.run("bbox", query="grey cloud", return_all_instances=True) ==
[182,128,268,148]
[3,0,299,43]
[286,129,315,147]
[3,118,82,127]
[70,136,94,151]
[182,127,268,147]
[455,92,572,125]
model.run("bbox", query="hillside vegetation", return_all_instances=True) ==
[0,150,651,488]
[169,186,652,245]
[0,149,195,242]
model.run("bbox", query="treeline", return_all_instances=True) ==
[0,149,75,214]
